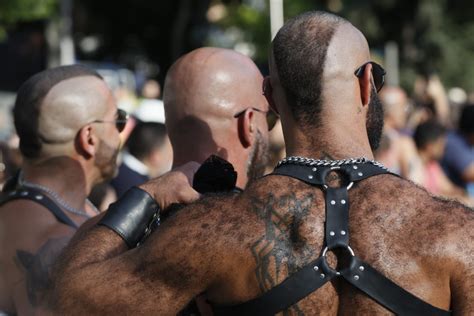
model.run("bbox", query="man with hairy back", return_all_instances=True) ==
[52,12,472,315]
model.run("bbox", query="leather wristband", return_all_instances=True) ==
[98,186,160,248]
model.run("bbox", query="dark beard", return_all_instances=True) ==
[246,130,269,186]
[366,86,384,151]
[95,139,120,181]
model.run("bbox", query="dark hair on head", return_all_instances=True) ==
[272,11,347,127]
[126,122,168,160]
[13,64,102,158]
[414,120,446,149]
[459,103,474,135]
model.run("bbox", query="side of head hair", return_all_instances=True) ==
[459,103,474,135]
[414,120,446,149]
[13,65,102,159]
[272,11,347,127]
[126,122,168,160]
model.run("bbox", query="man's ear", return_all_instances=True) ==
[358,63,372,107]
[76,125,97,158]
[237,109,255,148]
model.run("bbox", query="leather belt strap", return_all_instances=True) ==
[324,187,349,248]
[212,257,335,316]
[341,256,450,316]
[0,187,77,228]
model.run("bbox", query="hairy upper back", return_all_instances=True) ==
[178,173,473,313]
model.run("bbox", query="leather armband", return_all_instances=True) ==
[98,187,160,248]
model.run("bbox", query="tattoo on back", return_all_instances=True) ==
[250,192,316,315]
[15,237,69,307]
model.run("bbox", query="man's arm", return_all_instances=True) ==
[51,162,215,315]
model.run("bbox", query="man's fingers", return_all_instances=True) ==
[177,186,201,204]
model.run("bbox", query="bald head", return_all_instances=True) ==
[164,47,268,163]
[14,65,109,158]
[271,11,372,127]
[324,23,371,96]
[165,48,264,123]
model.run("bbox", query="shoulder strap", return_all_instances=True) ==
[212,257,334,316]
[0,188,78,229]
[341,256,450,316]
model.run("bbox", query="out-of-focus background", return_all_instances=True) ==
[1,0,474,206]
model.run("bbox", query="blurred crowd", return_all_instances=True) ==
[1,72,473,208]
[373,75,474,206]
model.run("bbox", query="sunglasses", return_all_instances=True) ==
[354,61,386,92]
[91,109,129,133]
[233,107,279,131]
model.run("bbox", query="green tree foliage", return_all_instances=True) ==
[0,0,58,40]
[216,0,474,91]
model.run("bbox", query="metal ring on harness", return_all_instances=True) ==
[321,245,355,275]
[322,245,355,257]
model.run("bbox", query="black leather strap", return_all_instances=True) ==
[325,187,350,248]
[98,187,159,248]
[212,257,334,316]
[211,161,451,315]
[341,256,451,316]
[0,187,77,228]
[272,162,390,187]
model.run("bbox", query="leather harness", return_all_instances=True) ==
[0,186,78,229]
[212,159,451,315]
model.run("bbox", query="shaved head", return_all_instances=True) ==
[271,11,384,151]
[40,76,112,144]
[14,65,109,158]
[323,23,371,98]
[163,47,270,186]
[272,11,347,127]
[164,47,265,127]
[165,48,267,157]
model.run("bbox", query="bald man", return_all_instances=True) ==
[52,12,472,315]
[0,65,126,315]
[375,86,424,182]
[164,47,271,188]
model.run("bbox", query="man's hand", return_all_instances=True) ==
[140,161,201,210]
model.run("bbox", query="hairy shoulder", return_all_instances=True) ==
[156,192,245,248]
[364,174,473,246]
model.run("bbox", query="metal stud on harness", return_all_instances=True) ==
[211,157,451,316]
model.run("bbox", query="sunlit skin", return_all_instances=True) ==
[51,17,473,316]
[0,74,122,315]
[164,47,270,189]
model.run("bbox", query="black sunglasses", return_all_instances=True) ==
[233,107,279,131]
[91,109,129,133]
[354,61,386,92]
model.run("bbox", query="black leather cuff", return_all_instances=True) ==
[98,187,160,248]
